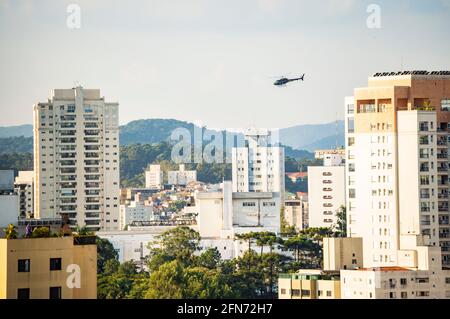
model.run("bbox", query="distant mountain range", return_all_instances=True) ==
[0,119,344,153]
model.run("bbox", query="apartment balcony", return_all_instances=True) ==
[85,145,100,151]
[85,182,100,189]
[85,213,100,219]
[85,167,100,173]
[59,130,76,136]
[439,207,449,212]
[60,122,76,129]
[60,190,77,197]
[85,152,100,158]
[83,116,99,122]
[60,182,77,189]
[60,168,76,174]
[420,194,430,199]
[85,204,100,210]
[60,153,76,159]
[60,175,76,181]
[438,166,449,173]
[60,198,77,204]
[439,233,450,239]
[60,145,76,152]
[60,205,77,212]
[84,160,100,166]
[60,160,76,167]
[86,197,100,203]
[421,207,431,212]
[60,138,76,144]
[60,115,76,122]
[85,174,100,181]
[420,220,431,226]
[84,130,100,136]
[84,123,99,129]
[85,189,101,196]
[437,153,448,160]
[438,193,449,199]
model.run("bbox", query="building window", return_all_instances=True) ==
[49,287,62,299]
[50,258,62,271]
[17,288,30,299]
[280,289,286,295]
[301,290,310,297]
[326,291,332,297]
[18,259,30,272]
[442,99,450,112]
[401,292,407,299]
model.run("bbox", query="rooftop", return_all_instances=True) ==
[372,70,450,77]
[356,266,410,272]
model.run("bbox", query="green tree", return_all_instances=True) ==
[97,237,119,274]
[334,205,347,237]
[147,226,201,271]
[197,248,222,269]
[145,260,186,299]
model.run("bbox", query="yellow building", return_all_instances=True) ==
[278,270,341,299]
[0,236,97,299]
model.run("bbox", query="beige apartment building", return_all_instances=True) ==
[33,87,120,231]
[279,270,341,299]
[0,236,97,299]
[345,71,450,268]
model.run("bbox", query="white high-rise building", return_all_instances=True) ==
[145,164,163,190]
[119,201,154,230]
[14,171,34,219]
[168,164,197,186]
[308,154,345,228]
[345,71,450,268]
[33,87,120,231]
[232,128,285,197]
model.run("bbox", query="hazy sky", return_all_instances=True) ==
[0,0,449,129]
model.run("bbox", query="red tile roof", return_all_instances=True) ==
[286,172,308,179]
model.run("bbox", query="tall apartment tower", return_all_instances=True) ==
[14,171,34,219]
[345,71,450,268]
[33,87,120,231]
[232,128,285,198]
[308,154,345,228]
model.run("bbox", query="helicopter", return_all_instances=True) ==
[273,74,305,86]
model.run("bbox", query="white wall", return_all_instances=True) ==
[0,195,19,227]
[308,165,345,228]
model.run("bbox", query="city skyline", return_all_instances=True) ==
[1,0,450,128]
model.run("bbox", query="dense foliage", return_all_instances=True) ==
[0,152,33,170]
[0,136,33,154]
[97,226,340,299]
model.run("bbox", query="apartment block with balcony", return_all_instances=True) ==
[33,87,120,231]
[14,171,34,219]
[345,70,450,268]
[307,154,345,228]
